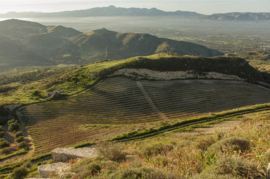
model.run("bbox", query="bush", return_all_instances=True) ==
[18,141,27,149]
[15,131,23,138]
[85,162,101,175]
[207,137,250,154]
[15,136,24,143]
[195,137,216,151]
[0,131,4,138]
[1,148,10,155]
[152,155,169,167]
[141,143,165,160]
[10,166,28,179]
[108,167,179,179]
[8,122,20,132]
[99,144,126,162]
[204,157,259,178]
[0,126,4,132]
[7,119,17,126]
[0,140,10,149]
[23,161,32,168]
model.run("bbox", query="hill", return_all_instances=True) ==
[70,28,222,61]
[1,6,270,21]
[0,54,265,106]
[1,54,270,178]
[0,19,222,71]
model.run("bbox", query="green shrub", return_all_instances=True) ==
[207,137,250,154]
[0,131,4,138]
[1,148,10,155]
[8,122,20,132]
[22,161,32,168]
[152,155,169,167]
[15,131,23,138]
[141,143,165,160]
[10,166,28,179]
[204,157,259,178]
[108,167,179,179]
[7,119,18,126]
[0,140,10,149]
[99,144,126,162]
[18,141,27,149]
[195,137,216,151]
[0,126,4,132]
[85,162,101,175]
[15,136,24,143]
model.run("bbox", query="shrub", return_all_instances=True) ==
[99,144,126,162]
[0,131,4,138]
[23,161,32,168]
[15,131,23,138]
[85,162,101,175]
[15,136,24,143]
[10,166,28,179]
[204,157,259,178]
[18,141,27,149]
[0,126,4,132]
[207,137,250,154]
[0,140,10,149]
[7,119,18,126]
[8,122,20,132]
[141,143,165,160]
[195,137,216,151]
[108,167,179,179]
[152,155,169,167]
[1,148,10,155]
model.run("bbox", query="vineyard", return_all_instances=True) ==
[20,77,270,155]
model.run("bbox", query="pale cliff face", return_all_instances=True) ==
[109,68,244,81]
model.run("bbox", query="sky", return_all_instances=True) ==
[0,0,269,15]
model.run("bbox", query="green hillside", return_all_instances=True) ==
[70,28,222,62]
[0,54,264,106]
[0,19,223,72]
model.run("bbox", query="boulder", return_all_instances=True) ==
[38,162,70,178]
[51,147,99,162]
[267,163,270,175]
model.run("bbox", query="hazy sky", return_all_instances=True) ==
[1,0,269,15]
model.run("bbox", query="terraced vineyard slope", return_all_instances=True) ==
[20,76,270,155]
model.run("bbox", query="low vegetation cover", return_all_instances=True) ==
[42,111,270,179]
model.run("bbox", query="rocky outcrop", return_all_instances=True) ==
[109,68,244,81]
[38,162,70,178]
[51,147,99,162]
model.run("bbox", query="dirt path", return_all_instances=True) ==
[136,81,168,120]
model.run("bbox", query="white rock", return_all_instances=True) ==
[51,147,99,162]
[38,162,70,178]
[109,68,244,81]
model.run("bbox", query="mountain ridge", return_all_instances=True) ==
[0,19,222,71]
[1,6,270,21]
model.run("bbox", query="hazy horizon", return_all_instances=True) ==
[1,0,270,15]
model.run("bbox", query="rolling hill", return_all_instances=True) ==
[0,19,222,71]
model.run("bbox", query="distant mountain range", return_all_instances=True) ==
[0,19,222,71]
[0,6,269,21]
